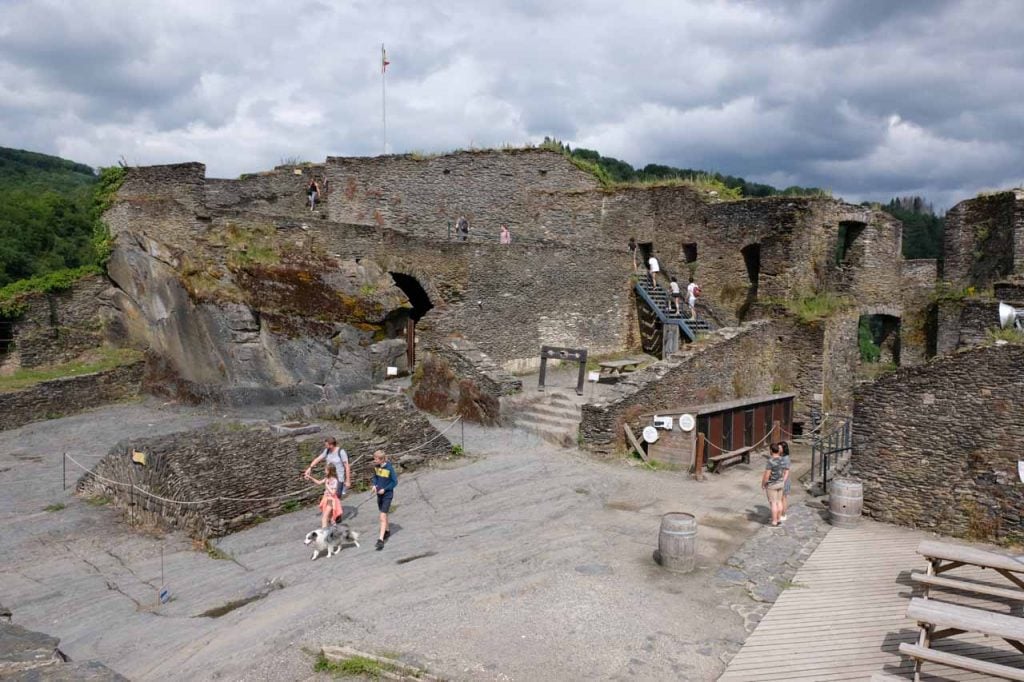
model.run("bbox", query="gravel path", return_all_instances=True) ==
[0,397,823,681]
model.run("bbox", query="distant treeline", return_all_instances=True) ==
[875,197,944,260]
[541,137,828,198]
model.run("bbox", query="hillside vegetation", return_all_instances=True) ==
[0,147,124,296]
[539,137,828,199]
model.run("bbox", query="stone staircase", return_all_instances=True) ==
[503,390,582,448]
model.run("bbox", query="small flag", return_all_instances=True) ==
[382,45,390,73]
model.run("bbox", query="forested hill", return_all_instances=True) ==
[879,197,944,260]
[0,147,96,194]
[0,147,101,288]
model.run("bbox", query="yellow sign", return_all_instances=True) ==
[131,450,147,466]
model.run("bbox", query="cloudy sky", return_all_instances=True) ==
[1,0,1022,209]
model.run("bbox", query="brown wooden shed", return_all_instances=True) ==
[639,393,795,471]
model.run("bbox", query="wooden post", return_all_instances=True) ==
[772,420,781,445]
[694,433,706,481]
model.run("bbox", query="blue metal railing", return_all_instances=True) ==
[634,281,698,342]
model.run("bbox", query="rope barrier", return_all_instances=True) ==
[388,415,461,456]
[61,417,461,508]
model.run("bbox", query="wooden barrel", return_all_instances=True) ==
[829,478,863,528]
[657,512,697,573]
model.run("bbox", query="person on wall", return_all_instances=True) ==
[307,178,320,211]
[456,215,469,241]
[500,224,511,244]
[628,237,638,272]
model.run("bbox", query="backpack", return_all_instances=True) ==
[693,285,701,297]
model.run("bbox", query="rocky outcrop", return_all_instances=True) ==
[0,611,126,681]
[102,230,413,404]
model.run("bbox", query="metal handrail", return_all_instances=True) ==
[811,416,853,493]
[634,280,698,342]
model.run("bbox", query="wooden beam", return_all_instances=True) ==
[623,424,648,462]
[693,432,705,481]
[906,597,1024,642]
[918,540,1024,574]
[911,572,1024,602]
[898,643,1024,681]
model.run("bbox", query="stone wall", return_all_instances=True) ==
[943,190,1023,288]
[78,392,449,538]
[934,299,1002,353]
[899,259,938,366]
[0,275,109,373]
[850,345,1024,544]
[0,361,143,431]
[579,319,822,454]
[205,164,327,218]
[98,151,925,404]
[325,149,600,238]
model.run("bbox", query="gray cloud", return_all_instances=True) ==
[1,0,1022,210]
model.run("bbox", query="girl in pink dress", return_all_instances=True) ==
[305,463,342,527]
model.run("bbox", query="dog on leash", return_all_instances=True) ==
[304,524,360,560]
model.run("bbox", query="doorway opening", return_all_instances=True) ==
[857,313,901,375]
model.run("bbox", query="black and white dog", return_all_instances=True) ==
[304,525,360,560]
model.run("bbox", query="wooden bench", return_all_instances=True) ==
[899,597,1024,680]
[914,540,1024,600]
[598,359,644,376]
[707,447,752,472]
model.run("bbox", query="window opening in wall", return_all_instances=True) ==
[638,242,654,265]
[0,317,13,356]
[721,412,733,451]
[791,422,804,437]
[682,242,698,263]
[741,243,760,292]
[836,221,866,265]
[857,313,901,374]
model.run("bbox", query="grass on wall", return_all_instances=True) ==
[0,347,142,392]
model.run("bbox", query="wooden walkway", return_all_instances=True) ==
[719,521,1024,681]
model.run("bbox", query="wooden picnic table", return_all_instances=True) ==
[900,540,1024,680]
[597,358,644,376]
[914,539,1024,598]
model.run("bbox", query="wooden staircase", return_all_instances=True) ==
[634,275,714,357]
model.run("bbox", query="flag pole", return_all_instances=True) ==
[381,43,387,156]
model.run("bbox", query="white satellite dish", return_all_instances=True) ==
[679,414,696,432]
[642,426,659,444]
[999,302,1022,330]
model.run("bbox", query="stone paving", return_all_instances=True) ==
[715,502,832,637]
[0,396,832,681]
